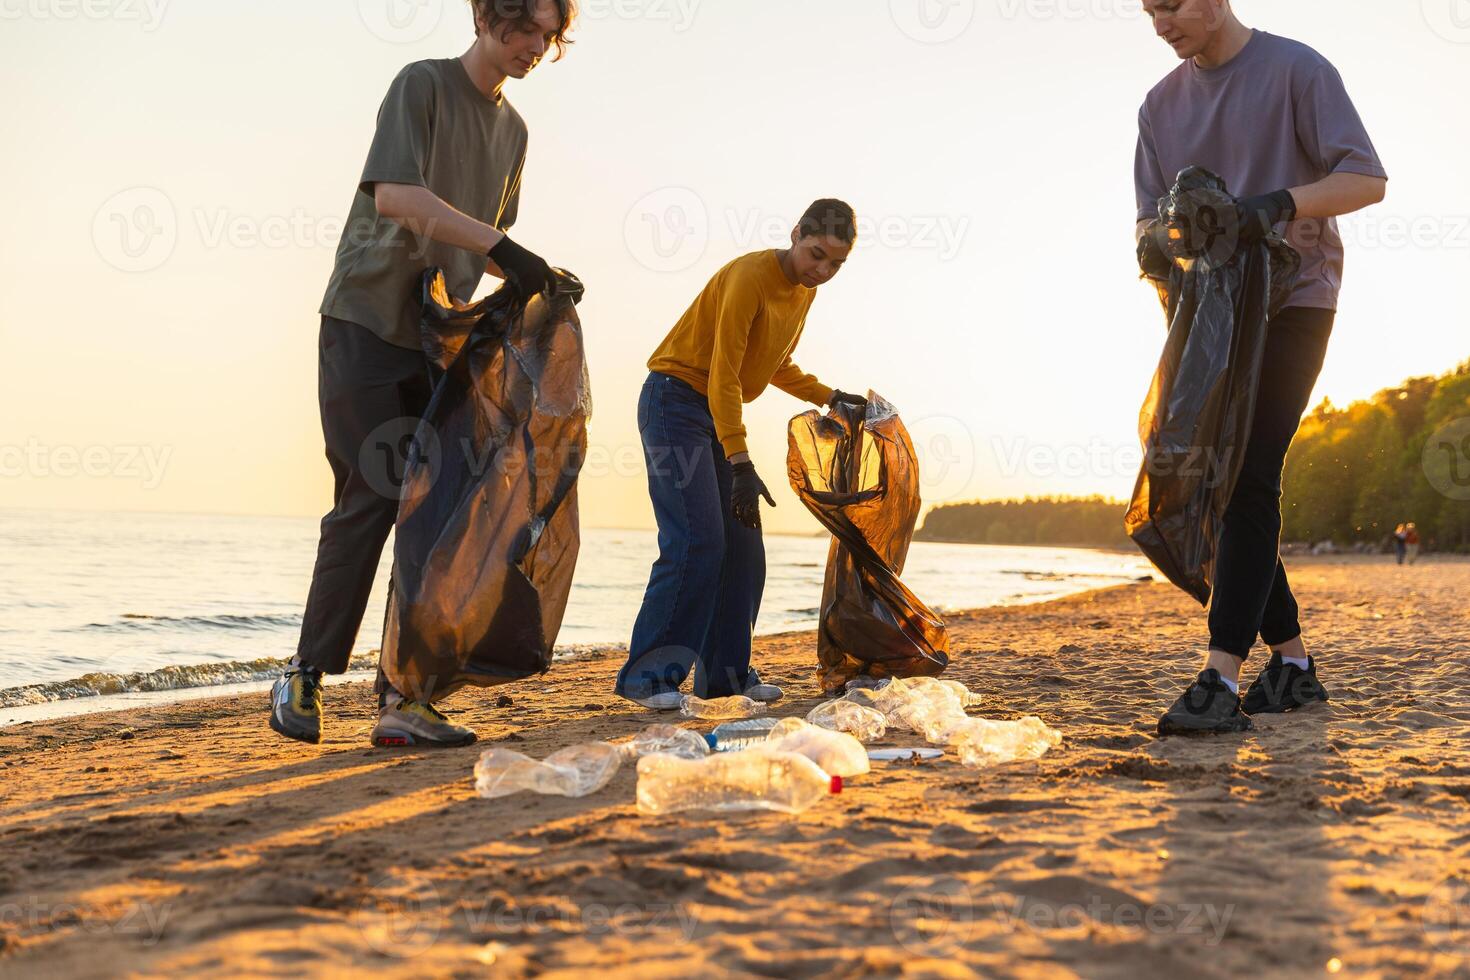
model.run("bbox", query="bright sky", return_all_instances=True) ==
[2,1,1466,533]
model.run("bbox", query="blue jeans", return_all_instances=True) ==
[617,372,766,699]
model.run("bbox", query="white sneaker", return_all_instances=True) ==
[743,670,784,704]
[624,691,683,711]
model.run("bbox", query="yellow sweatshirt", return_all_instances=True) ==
[647,250,834,458]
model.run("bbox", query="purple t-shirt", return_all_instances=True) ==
[1135,31,1387,310]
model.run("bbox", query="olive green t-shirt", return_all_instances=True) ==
[320,58,527,350]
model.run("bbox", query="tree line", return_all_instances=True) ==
[915,362,1470,553]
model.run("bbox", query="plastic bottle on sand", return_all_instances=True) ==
[806,699,887,742]
[763,717,870,777]
[475,742,622,799]
[679,694,767,720]
[621,724,710,761]
[705,718,780,751]
[636,749,842,816]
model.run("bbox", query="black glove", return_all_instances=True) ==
[1137,220,1173,279]
[828,390,868,412]
[1234,189,1296,246]
[488,235,556,297]
[730,460,776,530]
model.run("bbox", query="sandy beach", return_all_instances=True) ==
[2,556,1468,978]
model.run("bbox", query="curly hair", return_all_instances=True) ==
[469,0,577,60]
[798,199,858,244]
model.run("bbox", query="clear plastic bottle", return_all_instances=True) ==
[636,749,842,816]
[679,694,768,720]
[763,718,870,777]
[704,717,780,751]
[621,724,710,761]
[806,699,887,742]
[474,741,622,799]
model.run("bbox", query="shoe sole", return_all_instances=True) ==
[1156,716,1254,737]
[371,728,478,749]
[268,707,322,745]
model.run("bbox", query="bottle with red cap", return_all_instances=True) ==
[635,748,842,816]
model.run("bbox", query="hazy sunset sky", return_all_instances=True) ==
[3,1,1466,534]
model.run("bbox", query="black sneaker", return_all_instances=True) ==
[1243,654,1329,715]
[269,667,324,744]
[1157,669,1254,736]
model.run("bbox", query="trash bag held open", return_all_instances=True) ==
[380,270,590,703]
[1126,167,1302,605]
[787,393,950,694]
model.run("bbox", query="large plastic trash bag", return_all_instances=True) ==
[380,269,590,703]
[1126,166,1301,604]
[787,394,950,694]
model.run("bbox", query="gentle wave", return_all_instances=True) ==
[71,612,304,633]
[0,643,626,709]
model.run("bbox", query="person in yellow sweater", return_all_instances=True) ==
[616,199,868,709]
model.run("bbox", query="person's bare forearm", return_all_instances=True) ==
[1287,172,1387,220]
[375,182,507,273]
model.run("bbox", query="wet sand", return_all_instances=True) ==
[2,556,1467,978]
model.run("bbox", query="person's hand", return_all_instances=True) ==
[828,390,868,412]
[1137,220,1173,279]
[488,235,557,297]
[730,460,775,530]
[1234,190,1296,247]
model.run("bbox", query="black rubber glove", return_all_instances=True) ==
[488,235,556,297]
[828,390,868,412]
[730,460,775,530]
[1234,189,1296,246]
[1137,220,1174,279]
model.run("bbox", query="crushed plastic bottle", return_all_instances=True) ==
[620,724,710,761]
[705,718,780,752]
[805,699,887,743]
[679,694,768,720]
[475,741,622,799]
[763,718,870,777]
[937,679,983,708]
[948,716,1062,767]
[636,749,842,816]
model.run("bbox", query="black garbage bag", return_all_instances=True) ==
[380,270,590,703]
[787,393,950,694]
[1125,167,1301,604]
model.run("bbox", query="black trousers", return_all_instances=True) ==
[296,317,433,674]
[1208,306,1335,659]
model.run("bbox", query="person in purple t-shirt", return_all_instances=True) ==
[1134,0,1388,735]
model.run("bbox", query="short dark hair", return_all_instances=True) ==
[470,0,577,60]
[797,199,858,244]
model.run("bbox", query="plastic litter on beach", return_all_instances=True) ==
[619,724,710,761]
[805,699,887,742]
[838,676,1061,767]
[679,694,768,720]
[762,717,870,777]
[705,718,781,752]
[867,747,945,762]
[636,748,842,816]
[474,741,622,799]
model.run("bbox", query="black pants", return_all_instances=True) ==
[296,317,433,674]
[1208,306,1335,659]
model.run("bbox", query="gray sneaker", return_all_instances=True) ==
[269,668,323,744]
[371,700,477,748]
[623,691,683,711]
[743,669,784,704]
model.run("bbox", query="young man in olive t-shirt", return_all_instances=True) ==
[269,0,576,748]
